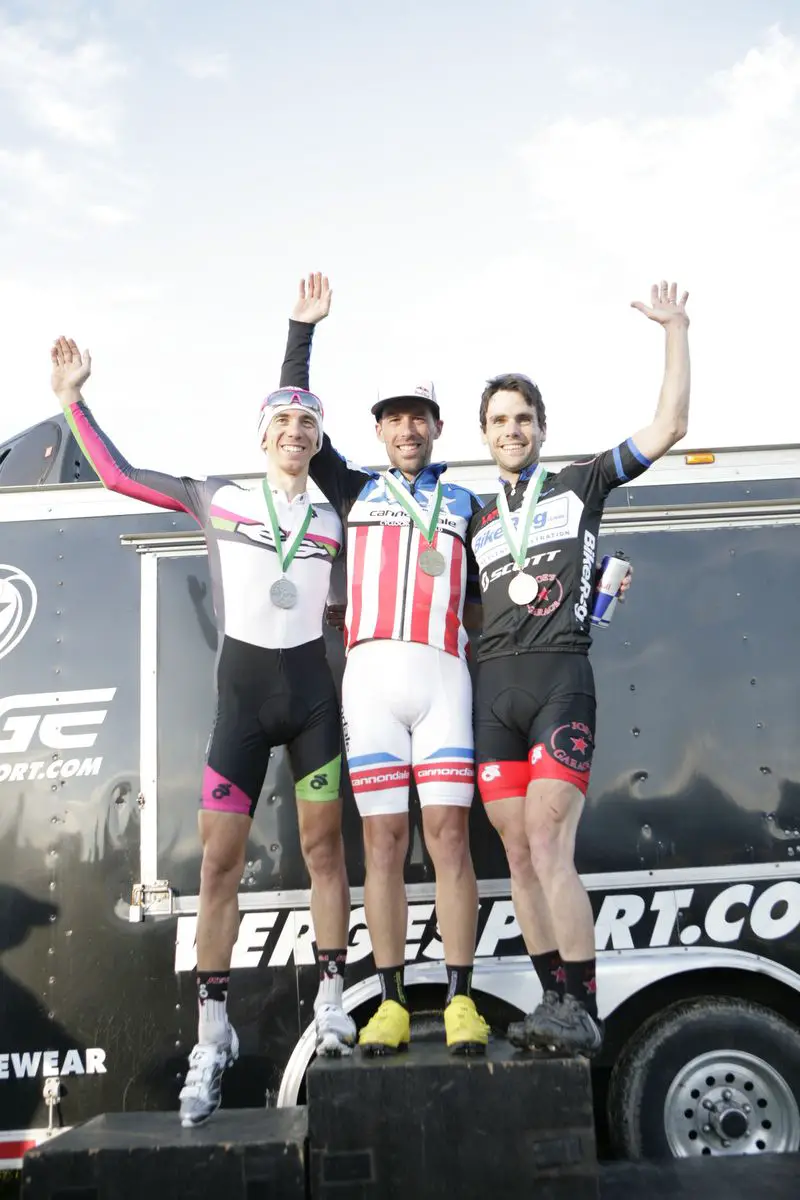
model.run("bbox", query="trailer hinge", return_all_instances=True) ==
[43,1077,62,1133]
[129,879,174,922]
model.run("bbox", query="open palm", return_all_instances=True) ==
[292,272,332,324]
[51,337,91,394]
[631,281,689,326]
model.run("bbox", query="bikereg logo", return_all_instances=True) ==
[0,566,37,661]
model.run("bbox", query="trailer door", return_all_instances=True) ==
[132,535,359,917]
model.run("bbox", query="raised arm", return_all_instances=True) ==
[279,272,332,391]
[628,281,691,462]
[50,337,207,521]
[276,275,371,519]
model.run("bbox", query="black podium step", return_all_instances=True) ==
[307,1040,598,1199]
[20,1107,307,1200]
[599,1151,800,1199]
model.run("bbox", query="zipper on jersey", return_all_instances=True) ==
[398,506,414,637]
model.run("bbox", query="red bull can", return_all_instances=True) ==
[591,552,629,628]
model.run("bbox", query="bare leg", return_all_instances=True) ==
[362,813,409,969]
[420,805,478,965]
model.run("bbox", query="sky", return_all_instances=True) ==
[1,0,799,477]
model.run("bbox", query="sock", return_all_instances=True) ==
[378,966,407,1007]
[531,950,566,1000]
[197,971,230,1044]
[445,965,473,1002]
[316,948,347,1005]
[564,959,598,1019]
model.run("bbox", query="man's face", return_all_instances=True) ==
[262,409,318,475]
[376,401,442,475]
[482,389,545,474]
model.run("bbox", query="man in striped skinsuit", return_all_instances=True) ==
[279,273,489,1056]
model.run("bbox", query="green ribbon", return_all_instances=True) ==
[495,465,548,569]
[262,481,313,574]
[382,472,443,545]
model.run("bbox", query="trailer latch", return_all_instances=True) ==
[43,1077,62,1133]
[129,880,175,922]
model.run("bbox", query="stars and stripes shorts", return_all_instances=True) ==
[342,640,475,817]
[474,652,597,802]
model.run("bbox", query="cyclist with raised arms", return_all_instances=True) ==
[278,275,489,1057]
[469,281,691,1055]
[49,335,356,1127]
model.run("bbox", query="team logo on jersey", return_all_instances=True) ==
[573,530,597,622]
[526,573,563,617]
[472,493,582,571]
[0,566,37,662]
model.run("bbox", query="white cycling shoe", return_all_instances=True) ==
[314,1000,357,1057]
[179,1024,240,1127]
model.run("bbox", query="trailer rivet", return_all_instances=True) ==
[632,728,640,737]
[49,881,56,890]
[760,766,772,775]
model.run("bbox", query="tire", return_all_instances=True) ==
[607,997,800,1160]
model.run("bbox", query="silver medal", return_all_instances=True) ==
[419,549,446,577]
[508,572,538,606]
[270,578,298,609]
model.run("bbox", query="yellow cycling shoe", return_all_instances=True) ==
[444,994,490,1056]
[358,999,411,1056]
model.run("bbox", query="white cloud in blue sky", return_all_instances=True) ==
[1,0,799,476]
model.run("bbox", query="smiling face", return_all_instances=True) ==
[261,408,318,476]
[376,400,443,476]
[481,389,546,477]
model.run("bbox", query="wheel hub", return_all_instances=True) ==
[664,1049,800,1157]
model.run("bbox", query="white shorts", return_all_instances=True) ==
[342,640,475,817]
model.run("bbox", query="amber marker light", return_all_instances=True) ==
[684,452,716,465]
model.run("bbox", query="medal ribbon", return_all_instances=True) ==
[262,481,313,574]
[496,465,548,569]
[382,472,443,546]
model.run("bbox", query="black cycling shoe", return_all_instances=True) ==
[527,994,604,1056]
[507,990,561,1050]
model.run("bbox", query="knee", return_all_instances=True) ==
[363,820,408,874]
[301,825,343,880]
[502,835,537,883]
[526,805,575,875]
[200,842,244,897]
[424,814,471,872]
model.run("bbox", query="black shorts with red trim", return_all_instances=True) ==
[474,651,596,802]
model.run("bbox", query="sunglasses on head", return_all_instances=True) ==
[260,388,324,419]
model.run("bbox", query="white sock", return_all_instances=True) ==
[316,974,344,1007]
[197,974,230,1044]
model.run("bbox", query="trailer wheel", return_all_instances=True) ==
[607,997,800,1159]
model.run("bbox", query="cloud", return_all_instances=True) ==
[0,17,126,146]
[87,203,133,225]
[515,26,800,446]
[177,50,230,81]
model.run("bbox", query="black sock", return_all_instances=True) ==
[196,970,229,1003]
[530,950,566,1000]
[378,966,407,1007]
[317,948,347,985]
[564,959,598,1019]
[445,965,473,1002]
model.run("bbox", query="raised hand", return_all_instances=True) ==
[292,272,332,325]
[631,281,689,327]
[51,336,92,396]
